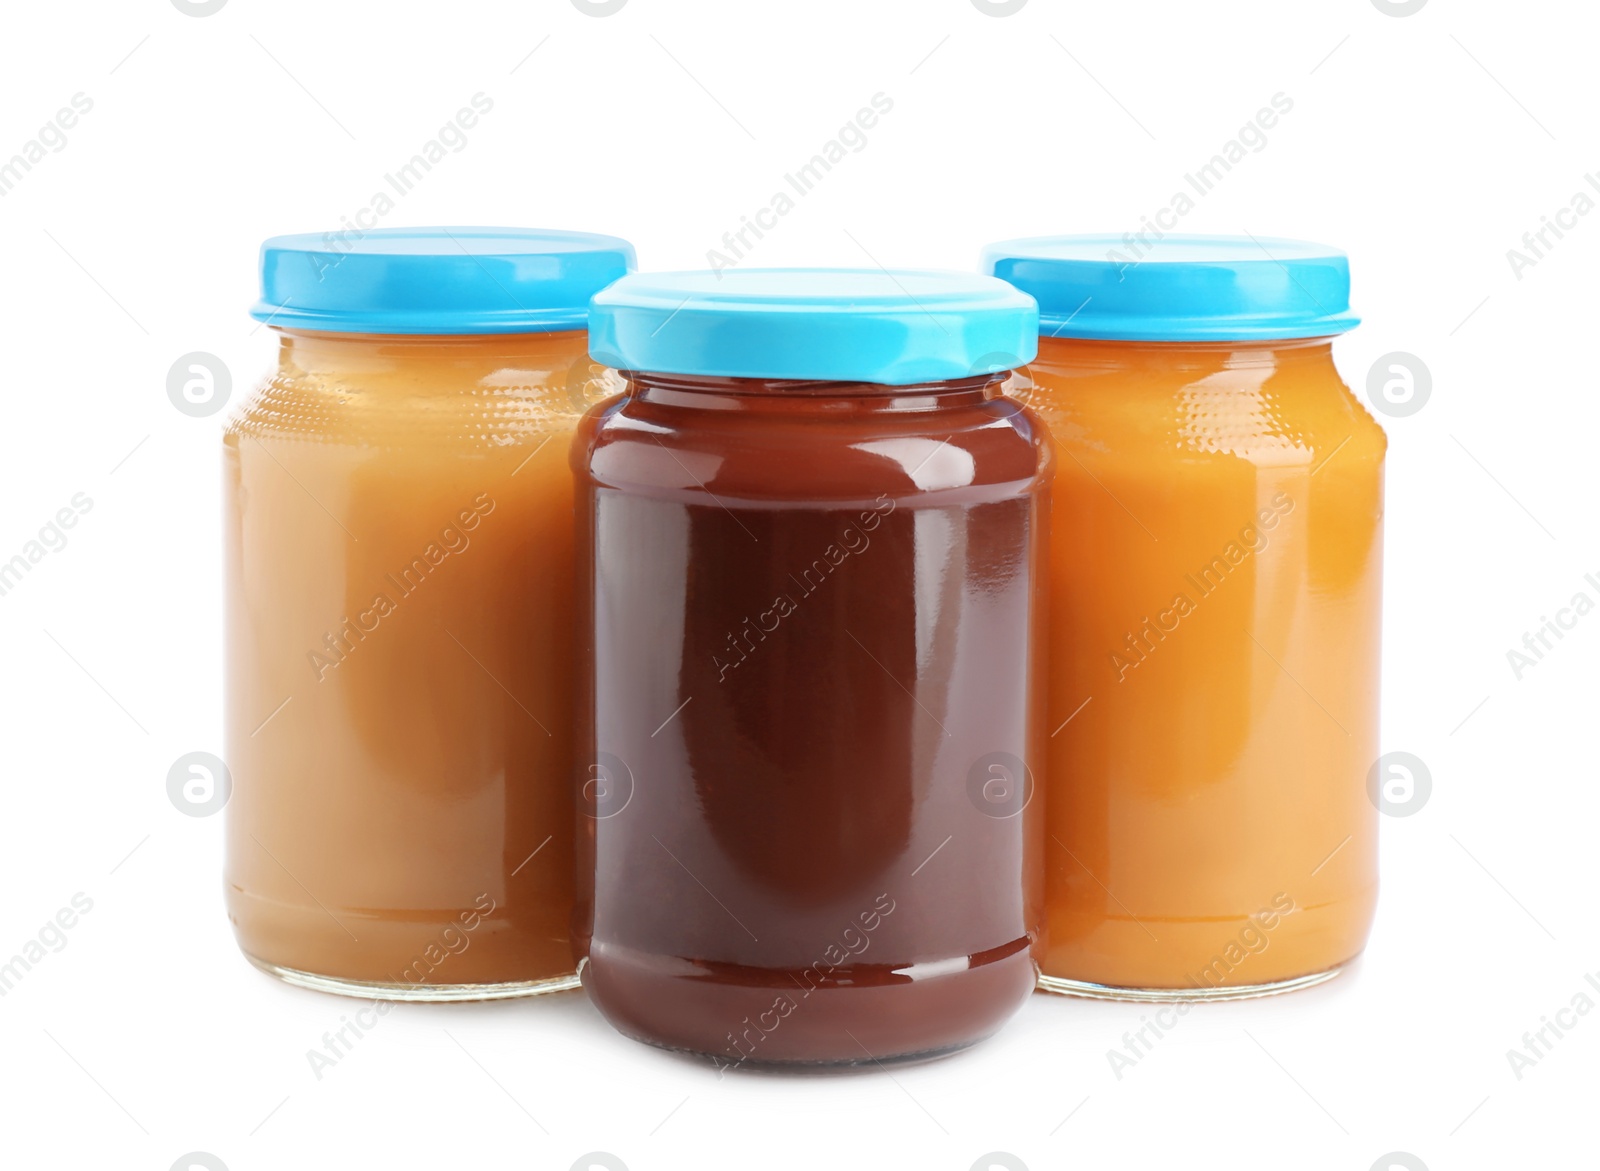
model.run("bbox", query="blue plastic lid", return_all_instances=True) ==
[980,234,1359,341]
[251,227,636,334]
[587,269,1039,386]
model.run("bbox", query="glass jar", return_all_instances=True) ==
[574,269,1049,1064]
[226,227,635,1000]
[983,236,1383,999]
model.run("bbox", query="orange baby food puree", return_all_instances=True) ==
[1026,333,1383,996]
[224,328,608,996]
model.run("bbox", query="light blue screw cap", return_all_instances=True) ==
[251,226,636,334]
[981,234,1359,341]
[587,268,1039,386]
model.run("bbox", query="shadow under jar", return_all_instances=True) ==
[983,235,1384,1001]
[572,269,1051,1067]
[225,227,634,1000]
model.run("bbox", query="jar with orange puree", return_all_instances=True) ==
[982,236,1384,999]
[226,227,634,1000]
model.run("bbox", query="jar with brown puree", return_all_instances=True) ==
[574,269,1049,1064]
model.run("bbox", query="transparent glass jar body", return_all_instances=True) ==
[224,328,614,1000]
[573,371,1051,1065]
[1024,336,1385,1000]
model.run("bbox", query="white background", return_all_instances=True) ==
[0,0,1593,1167]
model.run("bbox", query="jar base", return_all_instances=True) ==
[244,953,582,1002]
[612,1023,981,1072]
[582,939,1037,1066]
[1036,965,1344,1003]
